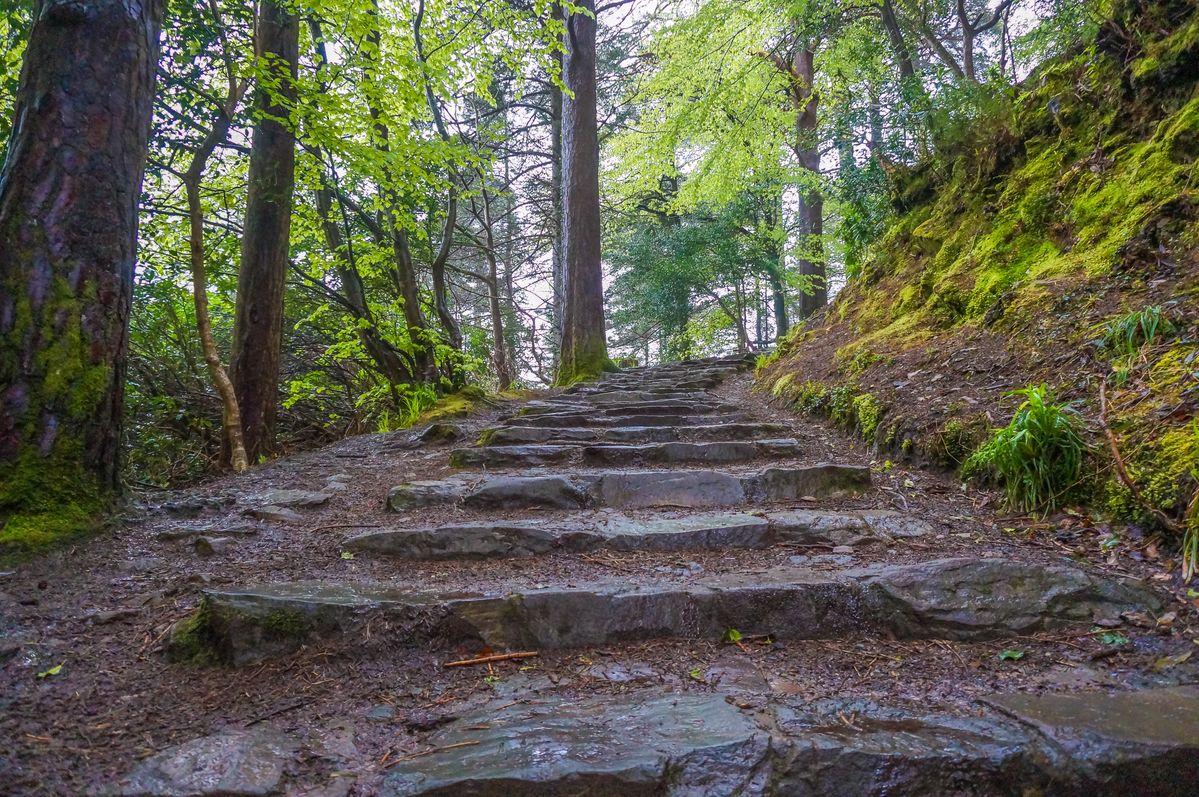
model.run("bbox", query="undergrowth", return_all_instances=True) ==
[963,385,1088,512]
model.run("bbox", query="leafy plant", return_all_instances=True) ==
[963,385,1087,511]
[997,649,1025,661]
[1100,306,1175,358]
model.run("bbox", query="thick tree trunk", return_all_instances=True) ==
[793,47,826,319]
[230,0,299,462]
[0,0,163,523]
[556,0,609,384]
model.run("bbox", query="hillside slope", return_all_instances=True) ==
[761,0,1198,555]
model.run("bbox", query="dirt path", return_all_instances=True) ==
[1,358,1196,796]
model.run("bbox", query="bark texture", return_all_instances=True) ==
[230,0,299,462]
[0,0,163,516]
[556,0,609,384]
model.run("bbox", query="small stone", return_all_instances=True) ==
[89,608,141,625]
[832,545,855,554]
[193,537,231,557]
[120,556,166,573]
[365,705,396,721]
[244,506,304,523]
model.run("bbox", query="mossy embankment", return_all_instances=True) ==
[760,0,1198,548]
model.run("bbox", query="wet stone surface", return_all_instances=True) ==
[115,726,297,797]
[380,692,773,797]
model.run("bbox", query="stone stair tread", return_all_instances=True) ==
[199,558,1157,665]
[344,509,928,560]
[387,464,872,511]
[450,439,805,469]
[511,412,749,428]
[485,422,792,444]
[377,686,1199,796]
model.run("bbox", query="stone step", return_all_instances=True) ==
[375,687,1199,796]
[449,439,804,469]
[482,422,792,446]
[517,398,738,418]
[343,509,931,560]
[568,378,718,393]
[510,412,748,428]
[195,557,1157,665]
[387,464,872,511]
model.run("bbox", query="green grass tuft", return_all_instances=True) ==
[964,384,1088,512]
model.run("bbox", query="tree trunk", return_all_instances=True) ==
[183,73,250,473]
[880,0,916,82]
[481,187,512,391]
[229,0,299,463]
[0,0,163,524]
[793,47,826,319]
[556,0,609,384]
[314,178,411,389]
[548,35,565,370]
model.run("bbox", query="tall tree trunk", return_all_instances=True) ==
[793,47,826,319]
[0,0,163,527]
[229,0,298,462]
[481,187,511,391]
[548,37,565,370]
[556,0,609,384]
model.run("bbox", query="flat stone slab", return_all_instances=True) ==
[512,412,747,428]
[381,693,772,796]
[116,727,297,796]
[387,466,871,512]
[450,439,803,469]
[481,422,792,446]
[983,687,1199,791]
[199,558,1156,665]
[345,512,776,559]
[245,489,332,508]
[346,510,928,560]
[773,698,1038,795]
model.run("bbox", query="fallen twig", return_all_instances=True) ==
[443,651,540,668]
[383,740,481,768]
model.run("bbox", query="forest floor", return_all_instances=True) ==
[1,369,1197,795]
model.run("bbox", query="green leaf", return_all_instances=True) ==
[723,628,743,643]
[1099,632,1130,646]
[688,667,704,681]
[340,551,355,560]
[37,663,64,679]
[997,649,1025,661]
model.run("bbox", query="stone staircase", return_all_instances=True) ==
[155,354,1198,796]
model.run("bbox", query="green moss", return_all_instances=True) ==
[167,603,220,667]
[418,387,487,424]
[262,608,310,639]
[770,373,796,398]
[554,341,614,386]
[930,415,990,469]
[852,394,884,440]
[0,447,108,561]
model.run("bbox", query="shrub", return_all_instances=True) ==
[963,384,1087,511]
